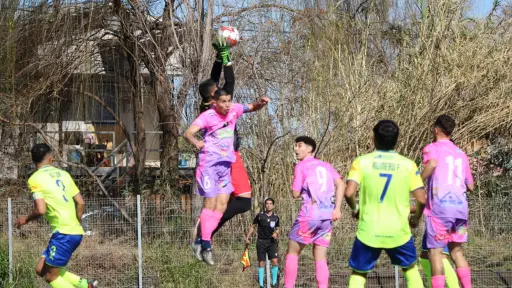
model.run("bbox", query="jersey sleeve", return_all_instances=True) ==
[347,157,362,184]
[422,143,437,165]
[65,172,80,197]
[328,164,342,180]
[253,214,259,225]
[291,162,304,191]
[191,112,208,129]
[409,162,425,192]
[232,103,246,118]
[28,176,44,200]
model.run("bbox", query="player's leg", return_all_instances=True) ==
[283,239,306,288]
[211,196,251,238]
[41,233,97,288]
[211,151,252,237]
[256,240,268,288]
[348,237,381,288]
[385,237,423,287]
[196,166,219,251]
[419,232,433,287]
[268,240,279,287]
[443,249,460,288]
[449,219,471,288]
[311,220,332,288]
[426,216,452,288]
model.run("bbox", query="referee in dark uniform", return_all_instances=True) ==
[245,198,280,288]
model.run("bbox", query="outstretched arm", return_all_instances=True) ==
[210,59,222,85]
[246,96,270,113]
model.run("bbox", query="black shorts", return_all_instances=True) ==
[256,238,278,262]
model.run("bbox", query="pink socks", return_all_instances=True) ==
[431,275,446,288]
[315,260,329,288]
[200,209,223,241]
[456,268,472,288]
[284,254,299,288]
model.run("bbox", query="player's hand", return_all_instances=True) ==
[332,209,342,221]
[409,216,419,228]
[272,232,278,239]
[258,96,270,105]
[212,41,231,65]
[15,216,28,229]
[195,141,204,150]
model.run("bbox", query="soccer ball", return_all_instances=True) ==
[217,26,240,47]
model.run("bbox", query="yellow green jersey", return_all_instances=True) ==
[347,151,424,248]
[28,165,84,235]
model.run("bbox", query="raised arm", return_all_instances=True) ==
[223,64,235,96]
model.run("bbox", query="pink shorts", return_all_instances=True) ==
[288,219,332,247]
[425,216,468,249]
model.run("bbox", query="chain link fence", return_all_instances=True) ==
[2,196,512,287]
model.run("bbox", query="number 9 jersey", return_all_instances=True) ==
[347,151,424,249]
[422,140,474,220]
[291,156,342,221]
[28,165,84,235]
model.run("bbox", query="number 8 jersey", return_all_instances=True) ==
[292,156,342,222]
[422,140,474,220]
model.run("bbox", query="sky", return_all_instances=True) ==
[468,0,495,18]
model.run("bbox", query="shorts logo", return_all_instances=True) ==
[270,221,276,228]
[457,226,468,235]
[49,245,56,260]
[323,232,332,241]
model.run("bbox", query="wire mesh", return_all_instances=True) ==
[5,196,512,287]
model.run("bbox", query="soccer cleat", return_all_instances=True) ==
[190,242,203,261]
[88,279,99,288]
[202,248,215,266]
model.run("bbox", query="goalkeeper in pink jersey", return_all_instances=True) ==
[422,115,475,288]
[283,136,345,288]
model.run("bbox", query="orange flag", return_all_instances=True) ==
[241,244,251,271]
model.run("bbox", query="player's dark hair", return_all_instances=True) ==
[213,89,231,101]
[31,143,52,164]
[265,197,275,205]
[434,114,456,136]
[295,136,316,153]
[198,79,217,101]
[373,120,399,150]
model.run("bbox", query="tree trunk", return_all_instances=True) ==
[153,69,179,189]
[127,37,146,193]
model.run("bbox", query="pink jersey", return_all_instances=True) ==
[422,140,474,219]
[292,156,342,221]
[192,103,247,164]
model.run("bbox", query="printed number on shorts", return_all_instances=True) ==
[55,180,69,203]
[446,156,463,186]
[203,176,211,190]
[316,166,328,192]
[379,173,392,203]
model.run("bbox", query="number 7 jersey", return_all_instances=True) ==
[422,140,473,220]
[28,165,84,235]
[347,151,424,248]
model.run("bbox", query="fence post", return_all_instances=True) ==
[8,198,13,284]
[137,195,143,288]
[394,265,399,288]
[266,254,271,287]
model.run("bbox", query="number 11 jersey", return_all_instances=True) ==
[422,140,473,220]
